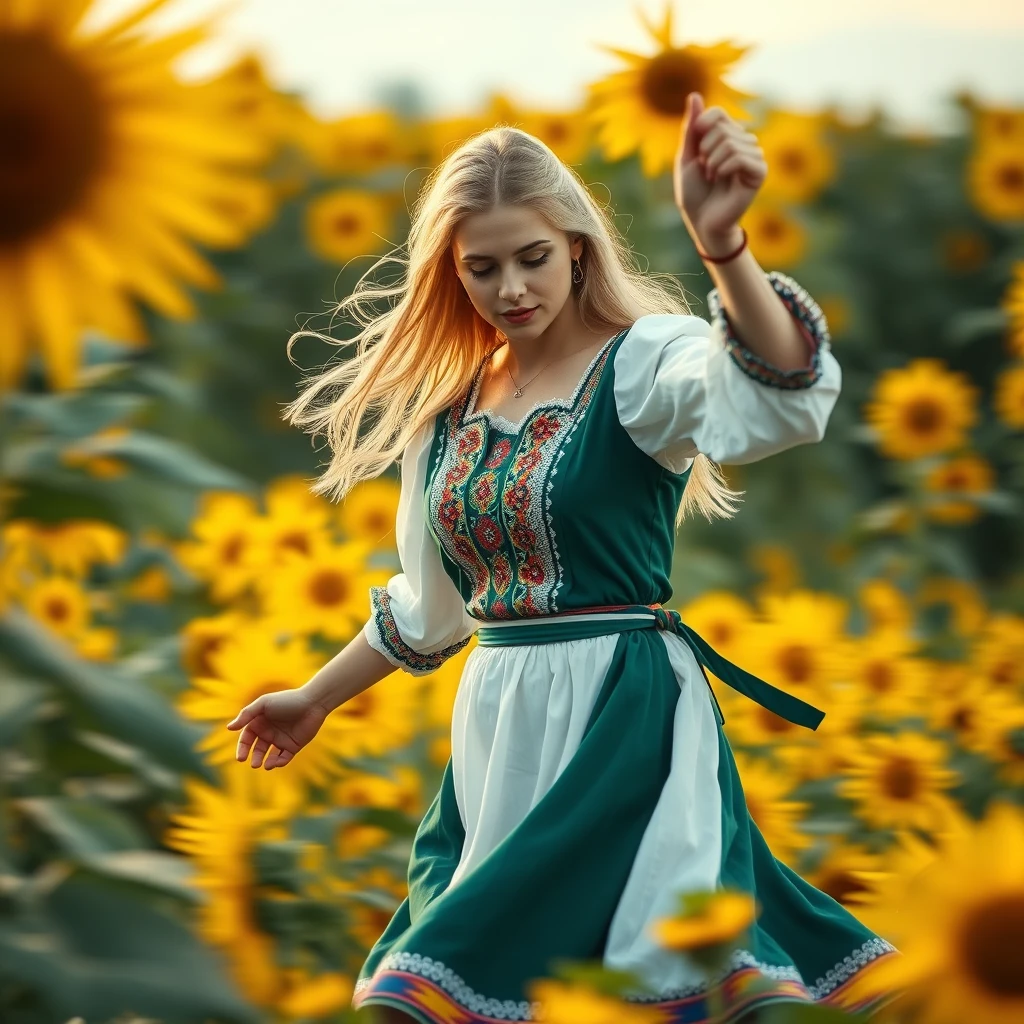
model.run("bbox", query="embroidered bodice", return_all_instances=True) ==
[364,272,840,675]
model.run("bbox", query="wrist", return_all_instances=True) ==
[692,224,746,260]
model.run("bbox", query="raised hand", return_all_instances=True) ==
[225,688,329,770]
[673,91,767,244]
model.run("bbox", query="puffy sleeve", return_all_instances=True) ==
[613,271,841,471]
[362,416,477,676]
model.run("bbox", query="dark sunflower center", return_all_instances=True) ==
[708,622,733,646]
[757,707,795,734]
[362,511,389,535]
[865,662,894,694]
[344,692,374,719]
[818,869,870,906]
[279,531,311,555]
[45,596,70,623]
[221,535,246,564]
[311,570,350,605]
[0,31,107,247]
[778,644,813,684]
[996,161,1023,194]
[959,893,1024,997]
[905,399,943,435]
[639,53,704,116]
[763,215,786,241]
[881,755,919,800]
[779,147,807,176]
[333,213,360,236]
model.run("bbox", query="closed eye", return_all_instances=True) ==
[469,254,550,279]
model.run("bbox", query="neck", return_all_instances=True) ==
[502,298,606,377]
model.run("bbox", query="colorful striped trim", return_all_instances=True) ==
[365,585,471,676]
[708,270,831,391]
[352,940,900,1023]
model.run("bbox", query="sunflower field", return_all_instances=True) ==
[1,2,1023,1023]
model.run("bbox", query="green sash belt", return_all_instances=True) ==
[474,604,825,731]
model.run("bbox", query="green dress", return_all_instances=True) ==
[355,272,899,1023]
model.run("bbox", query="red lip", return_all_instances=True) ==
[502,306,538,323]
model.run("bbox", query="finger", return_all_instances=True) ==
[226,695,265,731]
[235,723,259,762]
[680,92,704,162]
[706,140,763,176]
[265,748,294,770]
[250,736,270,769]
[711,152,766,183]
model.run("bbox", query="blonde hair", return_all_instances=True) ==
[283,125,743,524]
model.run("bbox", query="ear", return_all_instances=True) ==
[571,235,584,261]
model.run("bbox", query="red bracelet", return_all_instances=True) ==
[696,227,748,264]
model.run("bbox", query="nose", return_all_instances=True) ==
[497,268,527,303]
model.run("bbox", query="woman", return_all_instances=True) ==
[227,91,899,1023]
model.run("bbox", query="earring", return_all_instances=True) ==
[572,259,583,284]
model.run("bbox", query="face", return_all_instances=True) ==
[452,204,583,338]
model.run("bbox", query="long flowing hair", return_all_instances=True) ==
[282,125,744,524]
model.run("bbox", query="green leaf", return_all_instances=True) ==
[0,675,48,743]
[0,606,215,783]
[14,797,149,857]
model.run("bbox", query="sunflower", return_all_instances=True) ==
[20,572,116,660]
[862,358,979,460]
[423,111,493,167]
[972,103,1024,145]
[969,612,1024,693]
[732,752,811,865]
[806,841,884,911]
[526,979,670,1024]
[916,576,987,638]
[2,518,126,578]
[331,671,422,760]
[163,767,292,1007]
[858,578,914,635]
[743,590,851,704]
[652,890,759,950]
[337,476,401,546]
[967,138,1024,222]
[175,491,266,604]
[927,674,1000,754]
[972,689,1024,785]
[519,108,594,166]
[179,608,251,677]
[304,188,393,264]
[1001,261,1024,357]
[940,228,990,275]
[307,109,413,177]
[755,110,836,205]
[425,637,477,729]
[845,802,1024,1024]
[923,454,995,524]
[256,535,378,641]
[749,542,800,600]
[124,563,172,603]
[59,424,130,478]
[993,363,1024,429]
[275,970,354,1021]
[585,2,755,178]
[782,684,865,783]
[838,732,959,833]
[740,200,808,268]
[253,475,335,564]
[332,765,423,859]
[177,622,347,795]
[848,630,928,722]
[0,0,271,391]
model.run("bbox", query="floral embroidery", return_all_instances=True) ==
[366,586,471,675]
[427,334,622,620]
[353,937,899,1021]
[708,270,830,390]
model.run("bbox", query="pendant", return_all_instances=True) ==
[513,388,523,398]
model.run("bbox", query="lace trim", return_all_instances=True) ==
[708,270,830,390]
[365,585,471,676]
[353,936,898,1019]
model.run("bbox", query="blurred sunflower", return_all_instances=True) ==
[805,840,884,910]
[972,102,1024,145]
[969,612,1024,693]
[927,675,1000,754]
[846,802,1024,1024]
[59,424,130,478]
[424,111,492,167]
[923,454,995,524]
[276,970,354,1021]
[304,188,393,264]
[971,689,1024,785]
[177,623,348,794]
[782,684,864,783]
[732,751,811,865]
[423,637,478,765]
[862,358,979,460]
[838,732,959,833]
[940,227,990,275]
[332,672,422,759]
[916,576,987,638]
[816,294,850,339]
[966,138,1024,222]
[526,978,668,1024]
[993,363,1024,429]
[1001,260,1024,357]
[338,476,401,546]
[585,2,755,177]
[332,765,423,858]
[308,109,413,176]
[740,200,807,267]
[755,110,836,205]
[179,608,251,677]
[253,475,335,564]
[857,577,914,634]
[22,573,90,640]
[519,108,593,166]
[176,491,265,604]
[2,518,127,578]
[0,0,271,391]
[744,590,851,704]
[652,889,759,951]
[256,535,380,640]
[848,630,928,722]
[749,541,800,600]
[163,767,292,1007]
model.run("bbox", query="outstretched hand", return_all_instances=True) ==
[226,688,329,770]
[673,92,767,243]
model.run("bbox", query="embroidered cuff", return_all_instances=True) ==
[365,585,471,676]
[708,270,830,390]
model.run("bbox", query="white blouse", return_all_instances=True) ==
[363,271,841,674]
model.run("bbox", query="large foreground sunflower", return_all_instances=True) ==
[846,802,1024,1024]
[586,2,756,177]
[0,0,270,390]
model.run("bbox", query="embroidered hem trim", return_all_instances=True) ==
[365,585,471,676]
[708,270,831,391]
[352,937,899,1022]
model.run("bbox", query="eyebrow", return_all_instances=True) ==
[460,239,551,262]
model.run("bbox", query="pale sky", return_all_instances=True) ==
[90,0,1024,134]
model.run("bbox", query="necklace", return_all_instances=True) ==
[506,358,556,399]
